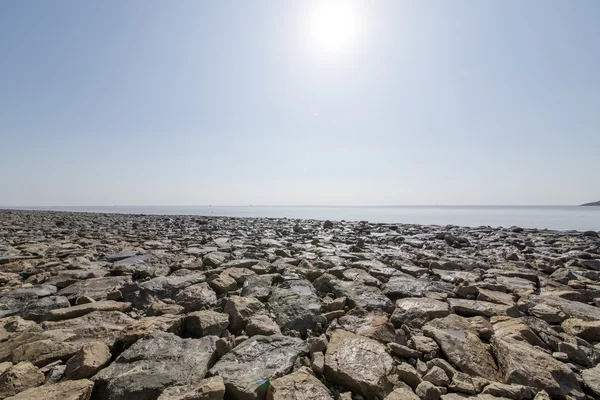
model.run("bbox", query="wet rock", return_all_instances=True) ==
[324,329,396,399]
[92,331,218,400]
[209,335,307,400]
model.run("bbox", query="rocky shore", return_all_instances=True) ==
[1,209,599,400]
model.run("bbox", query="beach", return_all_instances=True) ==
[1,209,599,399]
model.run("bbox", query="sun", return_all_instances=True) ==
[309,0,358,54]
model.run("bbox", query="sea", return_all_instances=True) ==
[3,205,600,232]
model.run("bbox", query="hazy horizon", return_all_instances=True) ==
[2,1,599,206]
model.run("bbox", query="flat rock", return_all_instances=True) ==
[448,299,520,318]
[58,277,131,302]
[382,276,453,300]
[45,300,131,321]
[6,379,94,400]
[391,297,450,328]
[157,376,226,400]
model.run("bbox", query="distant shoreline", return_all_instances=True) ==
[1,207,599,233]
[582,201,600,206]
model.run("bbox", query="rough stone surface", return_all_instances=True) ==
[0,361,45,399]
[63,341,111,380]
[157,376,226,400]
[324,329,396,399]
[3,210,600,400]
[267,368,332,400]
[5,379,94,400]
[209,335,306,400]
[92,331,217,400]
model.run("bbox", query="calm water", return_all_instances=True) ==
[4,205,600,232]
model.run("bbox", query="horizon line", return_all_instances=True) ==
[1,204,587,208]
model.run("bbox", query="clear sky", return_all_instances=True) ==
[1,1,599,206]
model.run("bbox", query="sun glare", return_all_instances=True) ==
[310,0,358,54]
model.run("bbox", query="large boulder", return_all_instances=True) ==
[209,335,307,400]
[423,322,498,381]
[324,329,396,399]
[92,331,218,400]
[492,336,582,399]
[268,280,321,333]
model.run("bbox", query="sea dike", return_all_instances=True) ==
[0,210,599,400]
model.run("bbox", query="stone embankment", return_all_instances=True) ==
[1,210,599,400]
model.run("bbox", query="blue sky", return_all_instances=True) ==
[1,0,599,206]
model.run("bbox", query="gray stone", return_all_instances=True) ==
[92,331,218,400]
[209,335,307,400]
[324,329,396,399]
[269,280,321,334]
